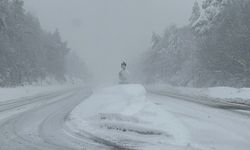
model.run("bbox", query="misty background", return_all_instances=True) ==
[23,0,199,83]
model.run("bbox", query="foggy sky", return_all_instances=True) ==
[23,0,199,84]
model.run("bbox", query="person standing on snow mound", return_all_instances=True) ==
[119,61,130,84]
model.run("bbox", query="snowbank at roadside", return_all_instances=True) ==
[0,83,82,103]
[0,75,88,103]
[67,84,191,149]
[207,87,250,100]
[148,84,250,105]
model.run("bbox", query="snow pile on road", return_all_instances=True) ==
[148,84,250,105]
[67,84,190,149]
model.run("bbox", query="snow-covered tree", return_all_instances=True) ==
[151,32,161,49]
[0,0,88,86]
[189,0,201,26]
[135,0,250,87]
[193,0,250,87]
[137,25,198,85]
[193,0,232,34]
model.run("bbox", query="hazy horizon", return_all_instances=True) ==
[23,0,199,84]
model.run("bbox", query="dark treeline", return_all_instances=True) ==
[136,0,250,87]
[0,0,88,87]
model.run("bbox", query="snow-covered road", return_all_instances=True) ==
[149,93,250,150]
[0,87,112,150]
[0,86,249,150]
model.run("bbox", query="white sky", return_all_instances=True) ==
[23,0,200,84]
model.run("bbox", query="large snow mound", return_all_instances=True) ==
[67,84,190,149]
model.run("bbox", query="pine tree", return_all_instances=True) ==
[189,0,201,26]
[151,32,161,49]
[0,0,87,86]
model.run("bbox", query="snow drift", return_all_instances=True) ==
[66,84,190,149]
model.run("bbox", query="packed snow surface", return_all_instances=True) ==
[0,85,68,102]
[67,84,194,149]
[0,77,85,103]
[148,84,250,105]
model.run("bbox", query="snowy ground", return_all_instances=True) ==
[147,84,250,106]
[149,93,250,150]
[0,84,249,150]
[0,82,85,124]
[0,80,85,103]
[0,85,66,102]
[0,87,98,150]
[67,84,231,150]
